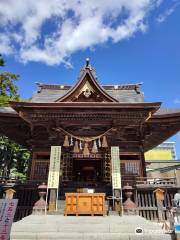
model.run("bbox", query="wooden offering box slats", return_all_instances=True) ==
[64,193,106,216]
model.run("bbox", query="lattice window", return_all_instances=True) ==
[30,152,50,181]
[31,160,49,181]
[61,153,73,181]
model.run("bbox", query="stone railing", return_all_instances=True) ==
[136,177,176,188]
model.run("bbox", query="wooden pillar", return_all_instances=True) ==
[139,124,146,178]
[140,150,146,177]
[27,153,33,180]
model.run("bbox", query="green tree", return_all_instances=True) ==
[0,136,30,179]
[0,54,20,106]
[0,55,30,179]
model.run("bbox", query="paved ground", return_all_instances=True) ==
[11,214,174,240]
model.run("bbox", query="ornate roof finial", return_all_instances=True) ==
[78,58,97,79]
[86,58,90,67]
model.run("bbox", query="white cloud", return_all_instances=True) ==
[156,1,180,23]
[156,0,163,7]
[0,34,14,54]
[0,0,167,66]
[174,99,180,104]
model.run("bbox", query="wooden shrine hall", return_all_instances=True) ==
[1,59,180,197]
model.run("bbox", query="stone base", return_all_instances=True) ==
[48,202,56,211]
[32,207,46,215]
[123,208,138,215]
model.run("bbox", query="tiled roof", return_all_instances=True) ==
[0,107,17,114]
[31,83,144,103]
[154,108,180,115]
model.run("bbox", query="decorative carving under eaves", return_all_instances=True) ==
[23,111,149,123]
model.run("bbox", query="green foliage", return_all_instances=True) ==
[0,55,20,106]
[0,55,30,179]
[0,136,30,178]
[0,95,19,106]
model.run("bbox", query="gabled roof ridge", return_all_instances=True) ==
[55,65,118,102]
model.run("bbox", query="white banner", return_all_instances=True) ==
[0,199,18,240]
[48,146,61,189]
[111,146,121,189]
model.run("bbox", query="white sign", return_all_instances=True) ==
[111,146,121,189]
[0,199,18,240]
[48,146,61,189]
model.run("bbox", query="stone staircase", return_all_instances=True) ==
[11,215,174,240]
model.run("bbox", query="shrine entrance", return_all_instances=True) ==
[73,159,102,183]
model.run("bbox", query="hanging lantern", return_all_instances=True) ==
[98,137,101,147]
[102,136,108,148]
[83,142,90,155]
[63,135,69,147]
[73,140,79,153]
[92,140,98,153]
[70,136,73,146]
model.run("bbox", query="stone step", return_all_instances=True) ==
[11,215,173,240]
[16,215,158,224]
[12,223,163,233]
[11,232,173,240]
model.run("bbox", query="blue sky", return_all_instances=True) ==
[0,0,180,157]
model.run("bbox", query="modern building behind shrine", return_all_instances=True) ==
[145,142,177,160]
[145,142,180,181]
[0,60,180,195]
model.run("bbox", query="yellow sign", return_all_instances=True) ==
[145,149,172,160]
[111,146,121,189]
[48,146,61,189]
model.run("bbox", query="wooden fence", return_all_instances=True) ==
[0,177,179,222]
[136,180,177,221]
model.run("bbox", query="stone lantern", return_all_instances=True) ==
[33,183,47,214]
[123,183,137,215]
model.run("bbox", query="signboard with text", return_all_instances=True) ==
[0,199,18,240]
[111,146,121,189]
[48,146,61,189]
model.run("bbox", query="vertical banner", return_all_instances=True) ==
[0,199,18,240]
[111,146,121,189]
[48,146,61,189]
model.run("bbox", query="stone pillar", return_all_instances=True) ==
[48,189,57,211]
[114,189,121,213]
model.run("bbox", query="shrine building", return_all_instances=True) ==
[1,59,180,197]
